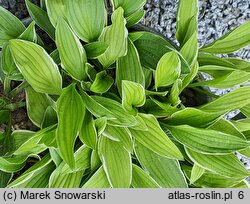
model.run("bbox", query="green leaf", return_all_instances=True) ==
[0,171,12,187]
[90,71,114,94]
[122,80,146,115]
[9,130,35,154]
[49,163,83,188]
[0,156,27,173]
[13,126,55,157]
[45,0,67,27]
[50,49,60,64]
[231,119,250,132]
[182,164,243,188]
[192,70,250,88]
[241,103,250,118]
[180,62,199,92]
[83,166,110,188]
[134,141,188,188]
[0,6,25,47]
[61,145,91,174]
[18,21,37,42]
[25,86,52,127]
[186,148,249,179]
[239,148,250,158]
[103,125,133,153]
[80,90,138,127]
[155,51,181,89]
[112,0,146,17]
[167,125,249,154]
[67,0,106,42]
[131,32,173,70]
[9,39,62,95]
[190,164,205,184]
[95,117,108,136]
[176,0,198,45]
[80,111,97,149]
[1,43,18,76]
[42,106,58,128]
[180,31,198,66]
[98,7,128,68]
[126,10,145,27]
[200,21,250,54]
[200,86,250,112]
[208,119,245,139]
[49,148,62,167]
[130,113,183,160]
[165,108,223,128]
[169,79,182,106]
[232,181,250,188]
[84,42,109,59]
[197,53,236,68]
[91,150,101,171]
[227,58,250,70]
[98,135,132,188]
[56,84,85,168]
[131,164,159,188]
[25,0,55,40]
[116,38,145,94]
[56,18,87,81]
[49,146,91,188]
[7,154,55,188]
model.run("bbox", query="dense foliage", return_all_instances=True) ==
[0,0,250,188]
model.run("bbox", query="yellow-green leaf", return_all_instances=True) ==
[98,135,132,188]
[180,31,198,66]
[186,148,249,179]
[167,125,249,154]
[200,86,250,112]
[0,6,25,47]
[176,0,198,45]
[7,154,54,188]
[9,39,62,95]
[131,31,174,70]
[116,38,145,94]
[25,86,52,127]
[83,166,110,188]
[112,0,146,17]
[56,84,85,168]
[80,90,138,127]
[18,21,37,43]
[67,0,107,42]
[98,7,128,68]
[165,108,223,128]
[25,0,55,39]
[130,113,183,160]
[135,141,187,188]
[90,71,114,94]
[45,0,67,27]
[84,41,109,59]
[80,111,97,149]
[190,164,205,184]
[131,164,159,188]
[122,80,146,115]
[103,125,133,153]
[56,18,87,81]
[155,51,181,89]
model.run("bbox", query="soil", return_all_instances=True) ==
[0,82,37,132]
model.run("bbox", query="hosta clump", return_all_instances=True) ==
[0,0,250,188]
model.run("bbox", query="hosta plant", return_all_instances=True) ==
[0,0,250,188]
